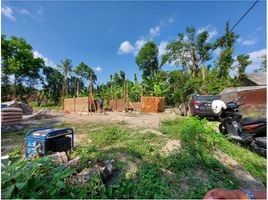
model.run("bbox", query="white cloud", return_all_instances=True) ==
[118,14,174,56]
[135,38,147,50]
[94,66,103,72]
[33,50,56,67]
[197,25,218,41]
[158,41,168,57]
[133,38,147,55]
[2,6,15,21]
[117,41,135,55]
[168,17,174,23]
[149,26,160,38]
[241,39,257,46]
[247,49,266,72]
[238,37,257,46]
[17,8,30,16]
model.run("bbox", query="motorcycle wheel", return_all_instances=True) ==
[251,138,266,157]
[219,123,227,135]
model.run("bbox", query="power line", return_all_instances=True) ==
[181,0,259,104]
[206,0,259,59]
[230,0,259,32]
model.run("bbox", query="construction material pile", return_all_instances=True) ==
[49,152,114,187]
[1,99,32,115]
[141,96,165,113]
[1,107,23,125]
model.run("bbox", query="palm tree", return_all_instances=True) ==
[58,58,73,97]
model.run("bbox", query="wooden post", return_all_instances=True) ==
[61,82,65,111]
[88,75,96,115]
[88,75,92,115]
[74,78,76,112]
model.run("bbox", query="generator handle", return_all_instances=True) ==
[26,127,52,136]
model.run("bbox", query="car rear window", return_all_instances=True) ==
[196,95,219,101]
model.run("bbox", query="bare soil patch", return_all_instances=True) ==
[62,111,178,129]
[160,139,181,156]
[213,150,265,190]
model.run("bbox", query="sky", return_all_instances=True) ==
[1,1,267,86]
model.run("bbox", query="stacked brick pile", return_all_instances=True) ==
[141,97,165,113]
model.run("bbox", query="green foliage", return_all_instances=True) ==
[41,66,64,104]
[3,120,266,199]
[161,117,267,185]
[75,62,97,83]
[131,163,173,198]
[216,22,239,77]
[136,41,159,78]
[235,54,252,83]
[2,157,76,199]
[141,71,169,97]
[1,34,45,98]
[8,145,22,159]
[90,126,130,147]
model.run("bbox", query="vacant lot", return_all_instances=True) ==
[1,112,266,199]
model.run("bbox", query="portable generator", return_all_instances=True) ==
[25,128,74,159]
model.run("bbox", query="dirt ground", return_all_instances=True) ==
[62,109,178,129]
[1,109,178,155]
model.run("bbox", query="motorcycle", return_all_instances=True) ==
[211,99,266,156]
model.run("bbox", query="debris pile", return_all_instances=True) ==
[49,152,115,187]
[66,159,114,187]
[1,99,32,115]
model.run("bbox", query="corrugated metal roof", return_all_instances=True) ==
[220,85,266,94]
[246,73,267,85]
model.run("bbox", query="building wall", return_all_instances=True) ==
[109,99,141,111]
[220,88,266,117]
[64,97,97,112]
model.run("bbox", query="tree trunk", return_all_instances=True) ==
[61,82,65,110]
[37,91,44,106]
[76,81,79,97]
[201,62,206,81]
[191,48,199,77]
[13,75,17,98]
[65,78,69,97]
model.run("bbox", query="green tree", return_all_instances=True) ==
[1,35,45,97]
[41,66,64,105]
[74,62,97,83]
[162,27,213,78]
[216,22,239,77]
[197,31,213,80]
[134,73,138,82]
[235,54,252,82]
[58,58,73,97]
[120,70,126,81]
[161,33,191,73]
[136,41,159,79]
